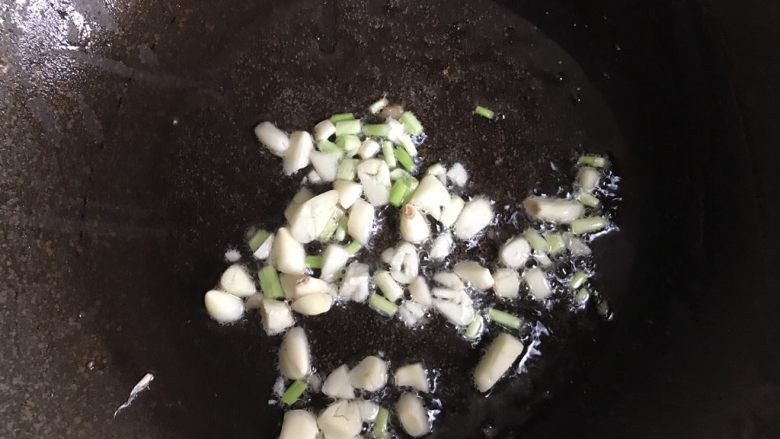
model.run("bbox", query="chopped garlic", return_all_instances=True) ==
[349,356,388,391]
[394,363,429,393]
[204,290,244,323]
[279,327,310,379]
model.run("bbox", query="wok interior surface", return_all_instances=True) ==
[1,0,778,438]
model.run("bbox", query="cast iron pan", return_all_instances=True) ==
[2,0,778,438]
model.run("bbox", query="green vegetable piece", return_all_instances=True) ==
[578,155,607,168]
[382,141,397,168]
[399,111,423,135]
[569,271,589,289]
[318,139,341,153]
[523,229,549,253]
[344,241,363,255]
[544,233,566,255]
[281,380,307,405]
[335,119,362,136]
[247,229,270,252]
[474,105,495,119]
[575,287,590,304]
[363,123,392,138]
[577,191,601,208]
[258,265,284,300]
[465,315,484,340]
[330,113,355,123]
[368,294,398,317]
[389,179,411,207]
[336,158,359,181]
[373,407,390,438]
[487,308,523,329]
[305,255,323,269]
[569,216,608,234]
[336,134,360,152]
[394,147,415,172]
[319,209,344,242]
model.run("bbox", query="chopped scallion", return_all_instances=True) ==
[474,105,495,119]
[305,255,323,269]
[363,123,392,138]
[336,134,360,152]
[543,233,566,255]
[399,112,423,135]
[258,265,284,300]
[369,97,389,115]
[368,293,398,317]
[373,407,390,438]
[389,179,411,207]
[281,379,307,405]
[569,216,608,234]
[344,241,363,255]
[335,119,362,136]
[398,134,418,156]
[382,141,397,168]
[402,177,419,200]
[390,168,412,181]
[487,308,523,330]
[523,229,549,253]
[336,158,359,181]
[575,287,590,304]
[319,209,345,242]
[577,191,601,208]
[394,147,415,172]
[570,271,589,289]
[578,155,607,168]
[248,229,270,252]
[465,315,484,340]
[318,139,341,153]
[330,113,355,123]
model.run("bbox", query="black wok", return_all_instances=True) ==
[1,0,778,437]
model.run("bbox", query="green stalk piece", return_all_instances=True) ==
[305,255,323,269]
[318,139,341,153]
[335,119,362,136]
[523,229,550,253]
[336,134,360,152]
[382,141,397,168]
[330,113,355,123]
[373,407,390,439]
[577,191,600,208]
[474,105,495,119]
[487,308,523,330]
[569,216,608,234]
[465,315,484,340]
[569,271,589,289]
[394,147,415,172]
[399,112,423,135]
[258,265,284,300]
[544,233,566,255]
[363,123,392,138]
[281,380,307,405]
[578,155,607,168]
[247,229,270,252]
[344,241,363,255]
[368,294,398,317]
[575,287,590,304]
